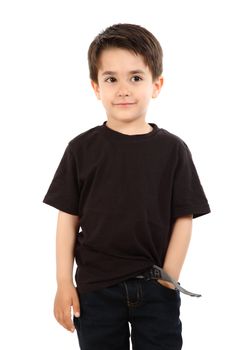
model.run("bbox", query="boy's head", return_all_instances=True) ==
[88,23,163,84]
[88,23,164,124]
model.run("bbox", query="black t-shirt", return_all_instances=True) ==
[43,121,211,294]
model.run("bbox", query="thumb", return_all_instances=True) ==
[72,294,80,317]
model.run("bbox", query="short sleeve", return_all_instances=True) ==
[42,143,80,215]
[171,141,211,219]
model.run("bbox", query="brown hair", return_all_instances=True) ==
[88,23,163,84]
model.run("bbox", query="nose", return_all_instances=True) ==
[117,83,130,97]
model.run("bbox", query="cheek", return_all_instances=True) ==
[99,91,112,108]
[139,89,153,102]
[137,83,153,95]
[101,94,112,106]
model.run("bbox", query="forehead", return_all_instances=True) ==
[97,48,149,74]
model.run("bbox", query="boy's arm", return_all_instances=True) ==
[54,211,80,333]
[159,214,193,289]
[56,210,80,285]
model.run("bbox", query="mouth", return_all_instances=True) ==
[113,103,136,107]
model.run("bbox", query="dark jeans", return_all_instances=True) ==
[73,276,182,350]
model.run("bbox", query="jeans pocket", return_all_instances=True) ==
[151,279,180,297]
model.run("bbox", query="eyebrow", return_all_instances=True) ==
[101,70,146,76]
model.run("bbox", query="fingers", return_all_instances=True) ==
[157,278,176,289]
[54,306,75,332]
[54,286,81,332]
[54,290,80,332]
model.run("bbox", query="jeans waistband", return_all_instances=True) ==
[135,264,201,298]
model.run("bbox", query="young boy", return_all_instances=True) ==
[43,23,211,350]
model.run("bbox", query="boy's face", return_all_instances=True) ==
[91,48,163,124]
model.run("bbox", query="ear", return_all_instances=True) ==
[91,80,101,100]
[152,76,164,99]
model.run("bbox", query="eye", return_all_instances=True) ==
[131,75,143,82]
[105,77,116,83]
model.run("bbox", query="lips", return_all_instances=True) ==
[114,102,136,106]
[114,101,135,104]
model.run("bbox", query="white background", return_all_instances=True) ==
[0,0,232,349]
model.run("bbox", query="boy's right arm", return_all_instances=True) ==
[53,210,80,333]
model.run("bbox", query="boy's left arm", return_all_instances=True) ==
[158,214,193,289]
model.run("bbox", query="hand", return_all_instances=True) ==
[157,279,176,290]
[54,282,80,332]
